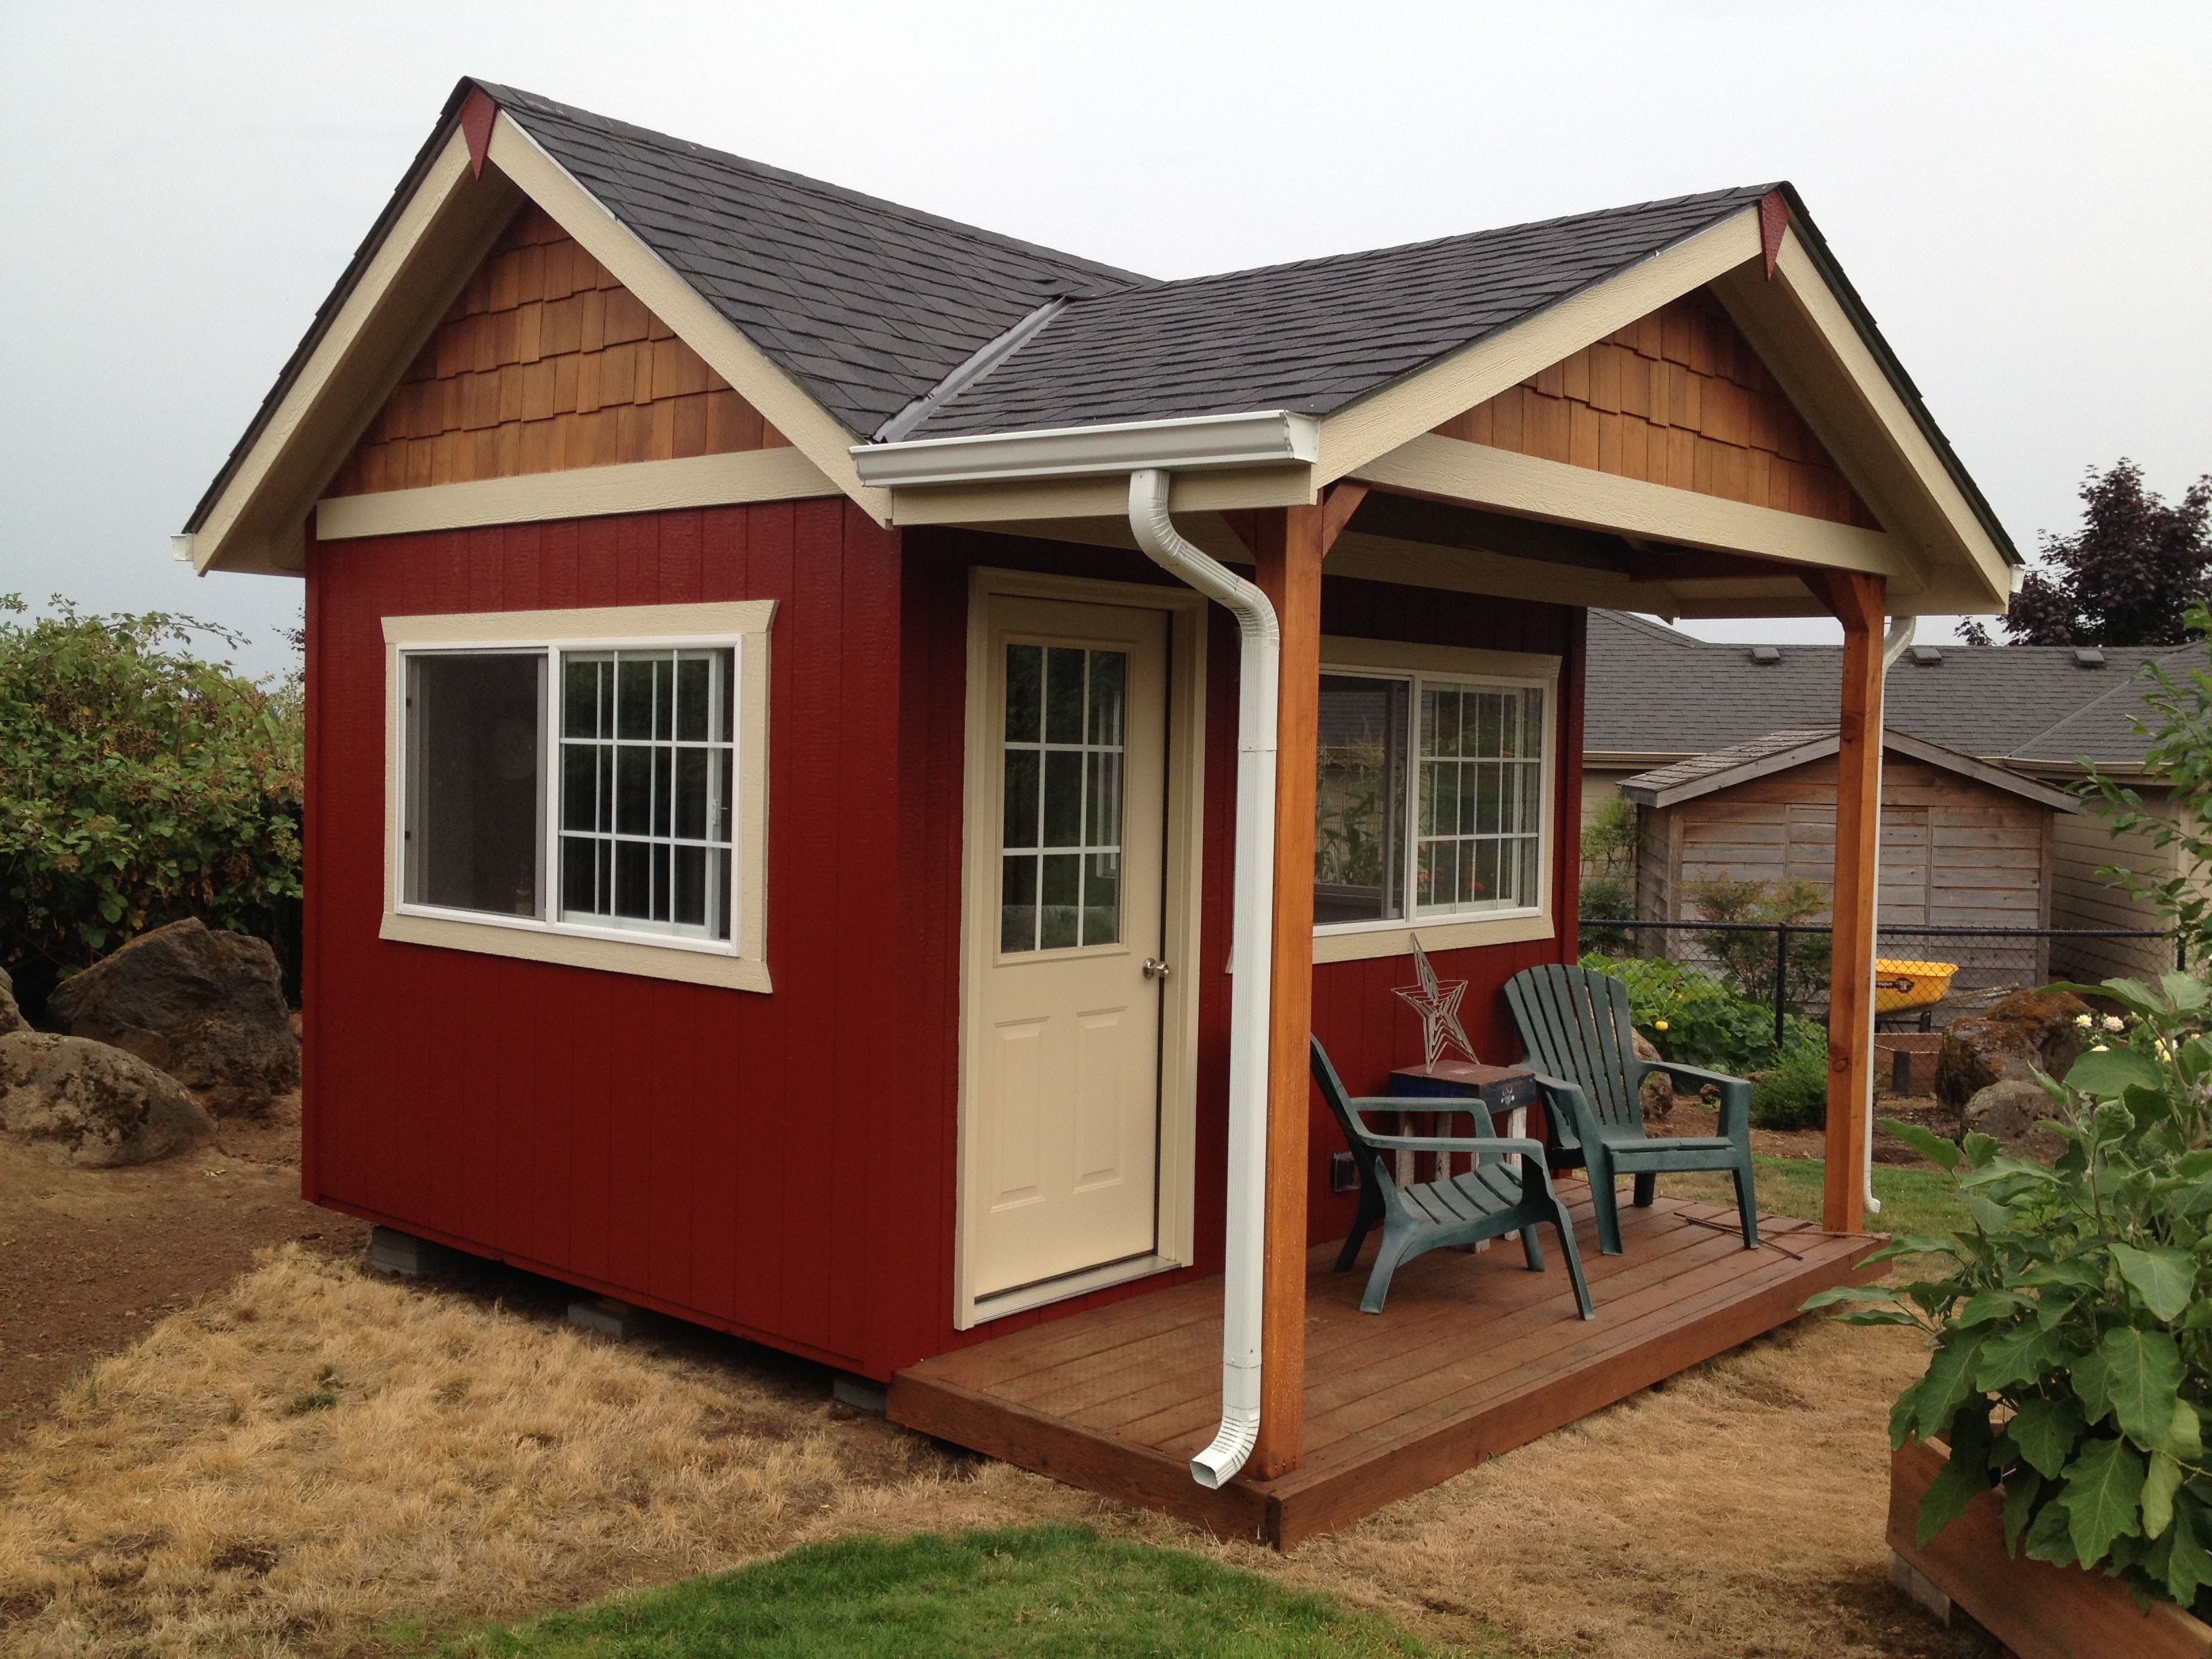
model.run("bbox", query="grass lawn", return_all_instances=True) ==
[1665,1153,1969,1242]
[441,1525,1456,1658]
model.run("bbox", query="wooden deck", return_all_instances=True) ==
[890,1188,1883,1549]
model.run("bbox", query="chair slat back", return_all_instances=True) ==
[1309,1036,1394,1197]
[1504,963,1643,1132]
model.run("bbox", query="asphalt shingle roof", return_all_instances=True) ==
[485,83,1771,442]
[1585,609,2190,770]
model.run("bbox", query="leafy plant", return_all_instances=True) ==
[1750,1039,1830,1132]
[2079,601,2212,968]
[1809,972,2212,1612]
[1581,951,1823,1081]
[0,595,302,979]
[1580,794,1639,881]
[1687,876,1831,1012]
[1578,873,1635,955]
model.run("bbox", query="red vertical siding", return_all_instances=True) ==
[306,512,1586,1380]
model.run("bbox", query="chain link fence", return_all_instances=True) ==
[1580,916,2183,1040]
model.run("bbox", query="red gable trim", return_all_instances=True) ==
[459,87,497,180]
[1759,190,1789,280]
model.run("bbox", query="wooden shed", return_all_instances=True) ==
[174,77,2022,1544]
[1620,727,2078,991]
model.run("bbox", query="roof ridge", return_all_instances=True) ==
[1035,182,1779,304]
[477,79,1152,290]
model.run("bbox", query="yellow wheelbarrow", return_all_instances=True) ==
[1874,958,1959,1014]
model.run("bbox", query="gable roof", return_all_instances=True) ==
[180,77,2018,596]
[1586,609,2190,772]
[1618,725,2079,811]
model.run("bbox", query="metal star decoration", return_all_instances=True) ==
[1393,937,1479,1071]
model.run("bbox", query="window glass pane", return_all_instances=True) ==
[558,645,734,941]
[1001,855,1037,951]
[1313,673,1407,925]
[1040,853,1081,948]
[1000,642,1126,954]
[1408,674,1548,918]
[676,655,709,742]
[405,653,544,918]
[563,657,602,739]
[1044,647,1086,744]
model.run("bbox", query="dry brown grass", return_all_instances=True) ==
[0,1246,1976,1659]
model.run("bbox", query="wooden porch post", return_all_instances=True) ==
[1247,483,1364,1481]
[1815,569,1887,1233]
[1251,502,1324,1478]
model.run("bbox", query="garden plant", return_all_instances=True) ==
[1809,970,2212,1613]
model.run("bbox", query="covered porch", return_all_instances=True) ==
[893,1186,1882,1549]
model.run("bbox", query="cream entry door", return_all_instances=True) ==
[968,595,1170,1303]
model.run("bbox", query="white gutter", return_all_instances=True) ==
[1862,615,1916,1219]
[853,410,1318,489]
[1126,467,1277,1490]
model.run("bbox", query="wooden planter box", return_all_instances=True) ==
[1889,1439,2212,1658]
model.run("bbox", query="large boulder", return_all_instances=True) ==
[0,964,23,1036]
[1631,1029,1675,1122]
[47,918,299,1118]
[1962,1077,2070,1163]
[1933,989,2091,1117]
[0,1031,215,1167]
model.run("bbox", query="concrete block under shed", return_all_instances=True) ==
[568,1296,648,1339]
[369,1225,454,1277]
[832,1373,887,1414]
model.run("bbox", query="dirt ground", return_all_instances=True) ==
[0,1095,369,1450]
[1654,1091,1956,1166]
[0,1113,1979,1659]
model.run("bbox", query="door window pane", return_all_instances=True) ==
[556,647,735,941]
[404,653,544,918]
[1000,642,1128,952]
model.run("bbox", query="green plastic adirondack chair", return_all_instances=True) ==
[1311,1036,1594,1319]
[1503,963,1759,1257]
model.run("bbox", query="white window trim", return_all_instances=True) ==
[381,601,774,992]
[1311,636,1561,966]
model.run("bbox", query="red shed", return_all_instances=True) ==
[180,79,2018,1543]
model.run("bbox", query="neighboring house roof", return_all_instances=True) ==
[1618,726,2079,811]
[184,77,2016,592]
[1585,609,2191,773]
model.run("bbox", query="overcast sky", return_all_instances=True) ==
[3,1,2207,678]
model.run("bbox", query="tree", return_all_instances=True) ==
[1961,459,2210,647]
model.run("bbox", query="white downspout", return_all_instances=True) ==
[1862,615,1916,1218]
[1126,468,1278,1490]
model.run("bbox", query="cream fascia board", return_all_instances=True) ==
[1312,209,1763,485]
[1352,434,1913,588]
[317,449,835,541]
[1308,635,1561,966]
[853,410,1319,488]
[381,600,775,993]
[192,130,492,574]
[484,115,888,525]
[890,462,1315,527]
[1763,230,2011,605]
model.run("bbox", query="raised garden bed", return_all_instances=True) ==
[1889,1439,2212,1659]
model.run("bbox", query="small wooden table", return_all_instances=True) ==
[1384,1061,1540,1253]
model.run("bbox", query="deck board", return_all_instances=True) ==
[890,1189,1884,1549]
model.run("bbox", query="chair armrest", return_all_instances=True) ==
[1645,1061,1754,1139]
[1344,1097,1511,1138]
[1358,1132,1550,1163]
[1528,1073,1594,1150]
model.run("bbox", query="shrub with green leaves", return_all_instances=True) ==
[1809,970,2212,1612]
[1750,1037,1830,1131]
[0,595,302,978]
[1582,951,1824,1082]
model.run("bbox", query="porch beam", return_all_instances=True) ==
[1251,500,1330,1479]
[1809,568,1886,1233]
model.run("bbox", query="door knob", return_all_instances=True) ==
[1142,958,1172,981]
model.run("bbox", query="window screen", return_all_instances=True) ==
[404,653,546,917]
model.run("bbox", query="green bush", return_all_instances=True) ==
[1809,972,2212,1614]
[0,596,302,980]
[1578,872,1635,954]
[1686,874,1831,1012]
[1750,1039,1830,1130]
[1582,951,1821,1078]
